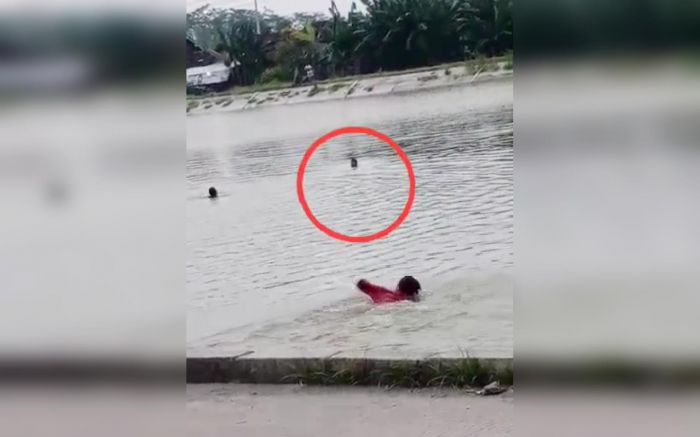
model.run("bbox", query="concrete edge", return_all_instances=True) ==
[186,356,513,386]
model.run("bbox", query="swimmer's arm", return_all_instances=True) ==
[356,279,392,301]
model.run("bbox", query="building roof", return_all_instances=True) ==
[186,38,219,68]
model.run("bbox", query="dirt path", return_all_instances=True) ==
[187,384,513,437]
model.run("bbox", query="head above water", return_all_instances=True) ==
[350,157,358,168]
[208,186,218,198]
[397,276,421,297]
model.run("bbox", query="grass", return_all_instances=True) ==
[503,51,513,71]
[186,100,200,112]
[280,357,511,389]
[466,56,501,75]
[316,56,507,85]
[328,82,350,93]
[417,73,439,82]
[215,97,233,107]
[307,84,324,97]
[186,56,510,103]
[234,79,293,95]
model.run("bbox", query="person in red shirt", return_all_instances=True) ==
[356,276,422,304]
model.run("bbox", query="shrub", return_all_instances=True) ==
[260,66,290,84]
[503,51,513,70]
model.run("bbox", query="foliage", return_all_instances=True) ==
[354,0,464,70]
[457,0,513,58]
[280,357,511,389]
[186,0,513,88]
[260,65,289,83]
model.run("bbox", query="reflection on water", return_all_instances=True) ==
[187,80,513,358]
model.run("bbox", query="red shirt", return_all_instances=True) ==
[356,280,413,304]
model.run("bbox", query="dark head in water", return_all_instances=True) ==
[208,186,218,198]
[350,157,358,168]
[397,276,421,301]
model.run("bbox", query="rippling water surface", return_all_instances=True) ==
[187,78,513,358]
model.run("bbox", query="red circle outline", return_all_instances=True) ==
[296,126,415,243]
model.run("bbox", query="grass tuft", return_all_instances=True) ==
[186,100,200,112]
[216,97,233,107]
[328,82,349,93]
[503,51,513,70]
[280,358,509,389]
[307,84,325,97]
[417,73,439,82]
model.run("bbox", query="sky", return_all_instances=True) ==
[187,0,363,16]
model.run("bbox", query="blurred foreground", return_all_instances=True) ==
[1,1,699,436]
[187,384,513,437]
[0,4,183,437]
[516,0,700,435]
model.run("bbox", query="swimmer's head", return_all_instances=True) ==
[397,276,421,299]
[208,187,218,198]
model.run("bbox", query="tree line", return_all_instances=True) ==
[186,0,512,87]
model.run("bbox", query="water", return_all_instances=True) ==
[187,78,513,358]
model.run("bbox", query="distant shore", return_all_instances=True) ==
[187,57,512,115]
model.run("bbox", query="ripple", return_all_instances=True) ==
[187,86,513,358]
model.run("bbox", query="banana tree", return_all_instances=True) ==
[457,0,513,58]
[355,0,463,70]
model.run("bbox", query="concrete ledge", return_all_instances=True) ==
[518,359,700,387]
[187,356,513,387]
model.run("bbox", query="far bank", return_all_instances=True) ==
[187,58,512,115]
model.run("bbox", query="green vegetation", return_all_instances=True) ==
[215,97,233,106]
[328,82,349,93]
[187,0,512,91]
[188,55,508,102]
[186,100,200,112]
[280,357,511,389]
[259,66,288,84]
[503,50,513,70]
[234,80,293,94]
[307,84,323,97]
[466,55,499,75]
[417,73,439,82]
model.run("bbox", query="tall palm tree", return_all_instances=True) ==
[457,0,513,58]
[326,1,364,74]
[355,0,463,70]
[216,17,268,85]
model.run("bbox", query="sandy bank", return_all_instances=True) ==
[187,62,512,114]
